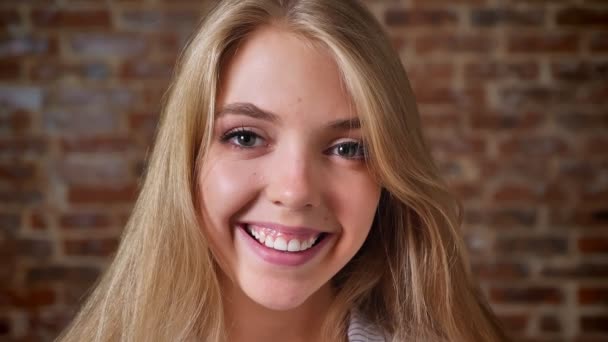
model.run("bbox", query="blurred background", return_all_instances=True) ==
[1,0,607,341]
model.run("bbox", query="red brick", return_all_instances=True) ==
[472,262,530,280]
[60,136,134,153]
[0,137,46,157]
[553,206,608,227]
[496,314,528,333]
[0,58,20,80]
[26,265,100,284]
[499,85,571,107]
[419,110,461,129]
[28,310,72,337]
[555,111,608,132]
[482,158,550,181]
[585,136,608,155]
[471,8,545,27]
[129,111,160,133]
[30,212,47,230]
[464,61,539,81]
[581,316,608,333]
[499,136,568,157]
[578,237,608,254]
[0,162,36,182]
[581,84,608,105]
[542,263,608,279]
[508,33,579,53]
[150,32,186,56]
[487,208,538,227]
[470,110,545,131]
[16,238,53,259]
[68,184,138,204]
[495,237,568,256]
[59,155,133,186]
[120,59,174,80]
[490,286,563,304]
[43,108,123,135]
[0,35,58,58]
[552,61,608,81]
[0,316,8,334]
[0,85,42,110]
[492,183,567,204]
[405,63,454,83]
[0,9,21,27]
[416,34,495,54]
[393,35,408,52]
[579,287,608,305]
[0,190,43,206]
[70,33,149,57]
[558,159,600,182]
[45,86,136,108]
[583,187,608,202]
[140,86,170,109]
[590,33,608,52]
[28,59,112,81]
[385,9,458,26]
[463,207,483,225]
[119,9,199,31]
[540,315,561,332]
[7,109,30,132]
[493,184,539,202]
[429,136,486,156]
[556,7,608,27]
[63,238,118,257]
[12,288,56,308]
[59,212,111,229]
[31,9,111,29]
[448,182,482,201]
[542,184,569,203]
[413,86,485,106]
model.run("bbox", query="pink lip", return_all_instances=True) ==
[236,224,332,267]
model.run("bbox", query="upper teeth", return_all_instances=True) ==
[246,226,319,252]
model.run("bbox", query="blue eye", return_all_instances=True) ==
[329,141,366,160]
[220,128,264,148]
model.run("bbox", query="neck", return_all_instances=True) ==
[221,276,334,342]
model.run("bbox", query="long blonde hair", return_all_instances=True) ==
[57,0,508,341]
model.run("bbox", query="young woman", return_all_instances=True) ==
[58,0,508,341]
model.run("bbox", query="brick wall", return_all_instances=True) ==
[0,0,606,340]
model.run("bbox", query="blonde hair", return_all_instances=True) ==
[57,0,508,341]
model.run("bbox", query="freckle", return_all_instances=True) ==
[297,97,302,103]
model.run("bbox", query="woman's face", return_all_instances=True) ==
[198,26,381,311]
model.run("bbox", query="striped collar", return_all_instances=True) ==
[347,311,386,342]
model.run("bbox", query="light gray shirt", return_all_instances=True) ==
[347,311,387,342]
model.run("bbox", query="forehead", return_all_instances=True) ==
[217,26,356,124]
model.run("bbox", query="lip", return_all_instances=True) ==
[236,224,333,267]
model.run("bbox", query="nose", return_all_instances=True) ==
[264,149,322,210]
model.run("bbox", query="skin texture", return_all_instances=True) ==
[198,26,381,341]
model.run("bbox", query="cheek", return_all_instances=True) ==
[199,158,261,232]
[332,173,381,241]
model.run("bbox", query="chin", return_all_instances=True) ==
[238,275,322,311]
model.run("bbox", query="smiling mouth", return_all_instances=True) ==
[242,224,328,253]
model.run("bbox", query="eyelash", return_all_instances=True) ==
[219,127,367,161]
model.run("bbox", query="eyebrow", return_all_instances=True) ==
[216,102,280,123]
[215,102,360,130]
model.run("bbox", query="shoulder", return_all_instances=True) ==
[347,310,388,342]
